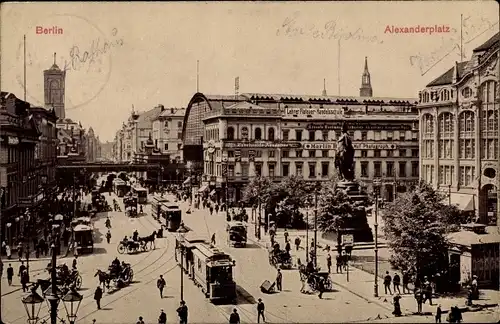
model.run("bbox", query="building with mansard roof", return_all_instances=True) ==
[182,58,419,203]
[418,32,499,226]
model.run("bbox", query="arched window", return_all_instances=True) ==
[462,87,472,98]
[227,127,234,140]
[459,111,475,160]
[440,89,450,101]
[481,80,498,103]
[423,114,434,136]
[438,112,454,159]
[255,127,262,140]
[268,128,275,141]
[423,92,430,103]
[241,127,249,140]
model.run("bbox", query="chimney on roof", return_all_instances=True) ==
[171,108,174,114]
[159,104,165,112]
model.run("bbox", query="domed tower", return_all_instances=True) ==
[44,52,66,119]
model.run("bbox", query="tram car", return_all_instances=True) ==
[176,237,237,303]
[151,196,169,221]
[161,204,182,231]
[73,224,94,254]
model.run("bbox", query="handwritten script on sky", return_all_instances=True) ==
[409,16,498,76]
[275,12,383,44]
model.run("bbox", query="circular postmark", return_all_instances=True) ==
[15,13,124,111]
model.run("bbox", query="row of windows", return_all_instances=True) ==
[421,138,497,160]
[224,148,419,159]
[360,161,419,178]
[420,81,497,103]
[163,121,182,129]
[226,127,417,142]
[423,164,476,187]
[422,110,498,137]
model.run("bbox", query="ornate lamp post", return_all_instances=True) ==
[373,180,381,297]
[61,288,83,324]
[21,289,44,324]
[176,223,190,302]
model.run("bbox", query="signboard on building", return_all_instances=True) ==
[4,136,19,145]
[306,122,412,131]
[249,150,255,162]
[303,143,336,150]
[222,163,228,176]
[353,143,397,150]
[224,142,301,149]
[285,107,343,117]
[235,150,241,162]
[342,234,354,246]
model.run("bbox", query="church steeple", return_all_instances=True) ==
[44,51,66,119]
[322,78,327,96]
[359,56,373,97]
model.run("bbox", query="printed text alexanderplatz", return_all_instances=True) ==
[36,26,63,35]
[384,24,450,35]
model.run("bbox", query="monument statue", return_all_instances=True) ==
[335,123,355,181]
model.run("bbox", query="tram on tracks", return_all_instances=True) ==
[151,196,169,221]
[175,234,237,303]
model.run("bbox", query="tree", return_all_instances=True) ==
[242,176,274,208]
[273,176,312,228]
[382,181,462,282]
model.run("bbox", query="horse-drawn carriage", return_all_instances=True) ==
[299,264,333,293]
[117,239,149,254]
[95,260,134,290]
[268,243,292,269]
[124,195,138,218]
[36,264,83,293]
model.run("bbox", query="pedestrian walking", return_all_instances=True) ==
[17,242,23,261]
[176,301,188,324]
[157,275,166,298]
[326,253,332,273]
[392,293,402,317]
[317,277,325,299]
[402,271,410,294]
[7,264,14,286]
[211,233,216,245]
[136,316,145,324]
[94,286,103,310]
[284,229,289,243]
[209,206,213,215]
[5,244,11,259]
[276,269,282,291]
[257,298,265,323]
[435,304,442,323]
[414,289,424,314]
[21,270,29,292]
[423,277,433,305]
[72,256,78,270]
[336,254,343,274]
[215,204,219,213]
[384,271,392,295]
[158,309,167,324]
[285,241,291,254]
[229,309,240,324]
[393,272,401,294]
[106,230,111,244]
[18,261,26,279]
[294,237,301,251]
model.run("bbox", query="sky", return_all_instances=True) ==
[1,1,498,142]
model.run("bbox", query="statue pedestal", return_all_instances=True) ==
[334,181,374,243]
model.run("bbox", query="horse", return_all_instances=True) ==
[139,231,157,250]
[94,269,111,292]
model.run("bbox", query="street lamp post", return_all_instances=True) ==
[305,210,309,264]
[176,223,190,302]
[373,180,381,297]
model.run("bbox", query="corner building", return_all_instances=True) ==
[418,32,499,225]
[182,92,419,202]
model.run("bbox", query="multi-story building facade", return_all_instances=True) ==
[30,106,58,196]
[182,59,419,202]
[418,32,498,225]
[85,127,101,162]
[56,119,86,164]
[152,106,185,162]
[0,92,44,244]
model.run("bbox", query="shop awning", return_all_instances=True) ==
[183,177,191,185]
[198,185,209,193]
[445,193,475,212]
[209,189,216,196]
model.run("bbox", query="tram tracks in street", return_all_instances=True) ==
[8,205,172,323]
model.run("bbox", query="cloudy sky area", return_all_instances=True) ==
[1,1,498,141]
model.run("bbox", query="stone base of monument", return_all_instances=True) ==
[334,180,374,243]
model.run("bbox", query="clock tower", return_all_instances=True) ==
[44,52,66,119]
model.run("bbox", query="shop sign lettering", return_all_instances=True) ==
[306,122,412,131]
[353,143,397,150]
[224,142,301,149]
[7,136,19,145]
[303,143,336,150]
[285,107,342,116]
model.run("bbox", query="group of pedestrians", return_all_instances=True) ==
[3,262,29,291]
[134,301,188,324]
[228,298,266,324]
